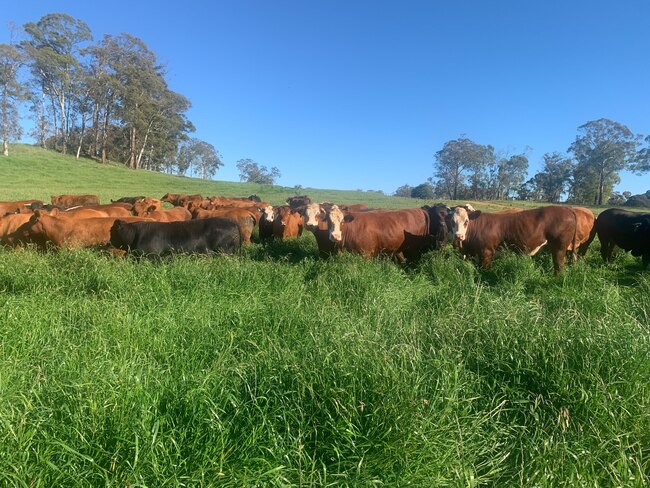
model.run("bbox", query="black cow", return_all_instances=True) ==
[582,208,650,267]
[111,196,147,205]
[110,217,242,256]
[287,195,312,209]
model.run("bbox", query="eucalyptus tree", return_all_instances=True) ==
[488,153,528,200]
[0,43,27,156]
[568,119,642,205]
[531,152,574,203]
[177,139,223,179]
[236,159,281,184]
[100,34,193,169]
[22,13,92,154]
[433,137,494,200]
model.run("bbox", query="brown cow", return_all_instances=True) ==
[0,213,32,244]
[17,211,149,249]
[161,193,204,206]
[192,207,257,244]
[272,206,304,239]
[65,204,133,218]
[0,200,43,216]
[135,205,191,222]
[133,198,162,215]
[447,205,578,274]
[339,203,369,212]
[51,194,100,208]
[208,197,270,209]
[325,204,449,260]
[303,203,343,256]
[184,199,213,212]
[568,207,595,259]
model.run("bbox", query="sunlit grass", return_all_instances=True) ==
[0,239,648,485]
[0,145,648,484]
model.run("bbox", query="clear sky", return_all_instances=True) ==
[3,1,649,195]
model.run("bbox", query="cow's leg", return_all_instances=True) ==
[600,238,614,262]
[552,248,567,275]
[479,249,494,268]
[642,253,649,269]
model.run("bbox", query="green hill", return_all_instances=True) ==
[0,144,411,208]
[2,144,535,211]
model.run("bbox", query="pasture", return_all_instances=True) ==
[0,146,649,485]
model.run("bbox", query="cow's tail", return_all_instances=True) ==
[579,215,598,258]
[568,207,578,263]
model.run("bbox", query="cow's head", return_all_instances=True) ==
[262,205,275,223]
[109,220,136,250]
[326,205,348,242]
[633,218,650,238]
[423,204,450,248]
[448,205,481,243]
[303,203,324,229]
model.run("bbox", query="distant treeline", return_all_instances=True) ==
[399,120,650,206]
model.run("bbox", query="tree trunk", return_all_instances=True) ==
[135,121,154,170]
[39,89,46,148]
[100,102,111,164]
[597,165,606,206]
[50,96,58,149]
[1,84,7,156]
[91,102,99,158]
[59,90,67,154]
[129,126,136,169]
[76,114,86,159]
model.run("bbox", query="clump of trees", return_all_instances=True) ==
[429,137,529,201]
[0,13,240,181]
[236,159,281,184]
[400,119,650,206]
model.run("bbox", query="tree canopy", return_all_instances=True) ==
[236,159,281,184]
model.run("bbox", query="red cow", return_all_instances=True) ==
[447,205,578,274]
[50,194,100,208]
[325,204,448,260]
[272,206,304,239]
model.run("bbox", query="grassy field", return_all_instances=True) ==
[0,146,649,485]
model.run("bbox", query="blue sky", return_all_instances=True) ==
[3,1,649,195]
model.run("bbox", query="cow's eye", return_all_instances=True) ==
[464,220,469,226]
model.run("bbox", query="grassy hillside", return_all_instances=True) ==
[1,144,534,211]
[0,144,409,208]
[1,145,649,485]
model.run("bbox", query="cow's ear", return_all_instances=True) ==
[469,210,481,220]
[50,207,60,216]
[343,214,355,223]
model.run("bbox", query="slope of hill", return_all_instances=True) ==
[2,144,535,211]
[0,145,402,207]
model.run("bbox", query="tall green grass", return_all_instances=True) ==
[1,145,649,484]
[0,238,648,485]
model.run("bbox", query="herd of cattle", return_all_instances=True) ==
[0,193,649,273]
